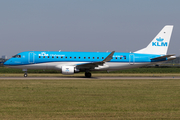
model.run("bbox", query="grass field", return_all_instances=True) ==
[1,73,180,77]
[1,66,180,74]
[0,79,180,119]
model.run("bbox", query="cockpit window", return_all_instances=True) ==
[12,55,21,58]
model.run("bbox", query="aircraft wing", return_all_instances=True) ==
[76,51,115,70]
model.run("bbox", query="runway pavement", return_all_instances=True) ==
[0,76,179,80]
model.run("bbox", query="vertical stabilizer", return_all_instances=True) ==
[134,25,173,55]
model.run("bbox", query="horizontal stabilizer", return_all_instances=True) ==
[151,54,175,60]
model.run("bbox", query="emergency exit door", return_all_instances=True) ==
[29,52,34,63]
[129,54,134,65]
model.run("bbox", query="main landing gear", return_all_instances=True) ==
[85,72,91,78]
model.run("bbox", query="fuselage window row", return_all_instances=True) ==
[38,56,126,59]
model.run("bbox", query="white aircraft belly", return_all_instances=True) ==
[7,62,88,70]
[7,61,151,71]
[105,62,150,70]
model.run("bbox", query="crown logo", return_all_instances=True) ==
[39,52,49,56]
[156,37,164,42]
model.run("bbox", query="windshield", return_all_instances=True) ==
[12,55,21,58]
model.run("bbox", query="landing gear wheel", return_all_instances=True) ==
[24,73,28,77]
[85,72,91,78]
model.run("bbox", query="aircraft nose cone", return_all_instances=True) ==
[3,61,9,66]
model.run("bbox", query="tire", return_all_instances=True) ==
[24,73,28,77]
[85,72,91,78]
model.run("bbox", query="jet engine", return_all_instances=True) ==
[62,66,79,75]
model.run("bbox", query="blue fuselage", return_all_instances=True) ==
[4,51,164,71]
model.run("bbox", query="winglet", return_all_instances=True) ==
[103,51,115,62]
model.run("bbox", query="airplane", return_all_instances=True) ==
[4,25,176,78]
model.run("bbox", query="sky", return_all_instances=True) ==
[0,0,180,58]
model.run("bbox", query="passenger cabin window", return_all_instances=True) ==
[84,57,86,59]
[52,56,54,58]
[65,57,67,59]
[88,57,90,59]
[93,57,94,59]
[97,57,99,59]
[79,57,81,59]
[74,57,76,59]
[43,56,45,58]
[48,56,49,58]
[57,56,58,58]
[70,57,72,59]
[39,56,41,58]
[61,56,63,58]
[102,57,104,59]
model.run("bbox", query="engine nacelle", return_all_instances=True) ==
[62,66,80,75]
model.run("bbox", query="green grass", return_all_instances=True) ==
[1,66,180,74]
[0,79,180,119]
[1,73,180,77]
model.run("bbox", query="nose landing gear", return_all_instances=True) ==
[23,69,28,77]
[24,72,28,77]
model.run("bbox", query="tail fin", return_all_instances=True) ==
[134,25,173,55]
